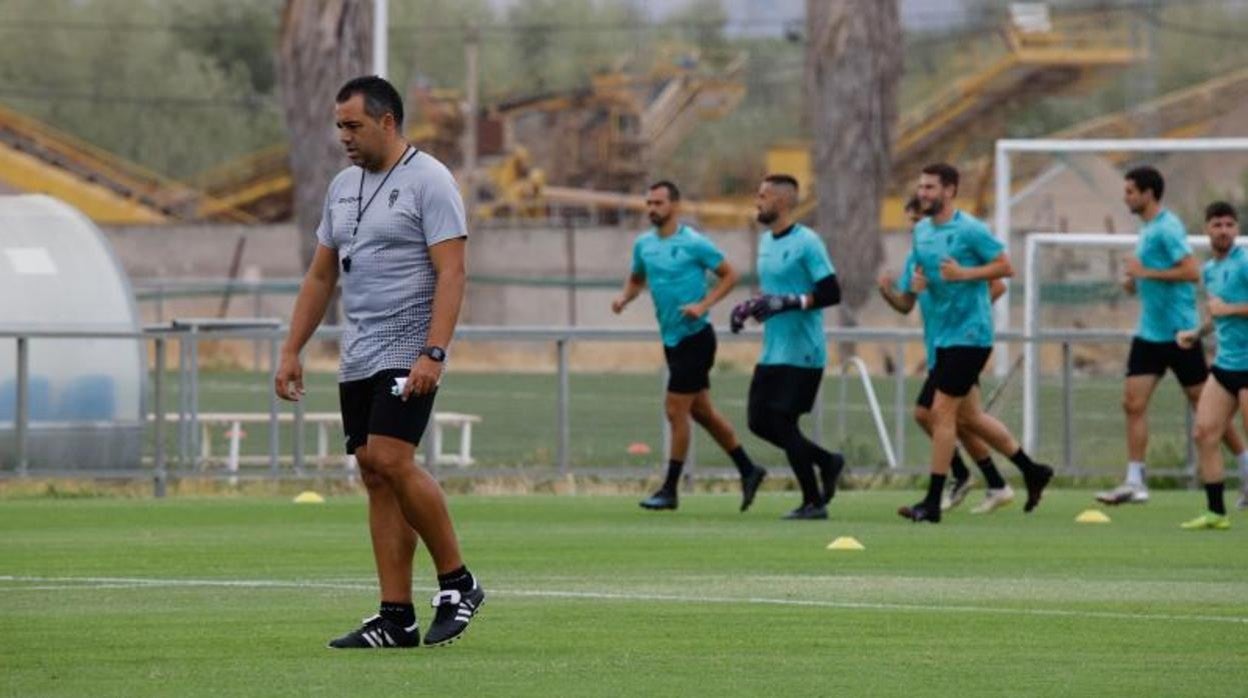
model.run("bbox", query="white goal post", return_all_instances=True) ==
[1023,233,1248,454]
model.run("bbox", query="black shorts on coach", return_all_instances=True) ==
[663,324,716,394]
[1126,337,1209,387]
[338,368,437,454]
[931,346,991,398]
[749,364,824,415]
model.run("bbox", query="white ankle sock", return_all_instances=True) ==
[1126,461,1146,488]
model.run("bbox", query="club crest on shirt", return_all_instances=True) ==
[388,188,400,208]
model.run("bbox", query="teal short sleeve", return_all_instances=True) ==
[693,234,724,271]
[966,223,1005,263]
[801,233,835,281]
[630,238,645,277]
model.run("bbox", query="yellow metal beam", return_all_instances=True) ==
[0,145,168,224]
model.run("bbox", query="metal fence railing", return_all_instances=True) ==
[0,323,1201,495]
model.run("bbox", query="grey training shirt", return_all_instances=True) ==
[315,148,467,382]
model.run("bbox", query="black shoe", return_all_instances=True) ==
[818,453,845,505]
[327,614,419,649]
[1023,464,1054,513]
[781,502,828,520]
[740,466,768,512]
[640,489,678,510]
[897,501,941,523]
[424,581,485,647]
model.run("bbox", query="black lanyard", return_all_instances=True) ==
[342,145,414,273]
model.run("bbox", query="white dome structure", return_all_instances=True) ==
[0,195,144,470]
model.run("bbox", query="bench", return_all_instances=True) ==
[153,411,482,472]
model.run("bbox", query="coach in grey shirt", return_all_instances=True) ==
[276,76,483,650]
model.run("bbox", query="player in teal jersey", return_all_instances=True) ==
[895,164,1052,523]
[730,174,845,520]
[612,181,767,512]
[878,196,1014,514]
[1179,202,1248,528]
[1101,167,1248,506]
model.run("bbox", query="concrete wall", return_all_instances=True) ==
[101,221,914,327]
[99,221,936,373]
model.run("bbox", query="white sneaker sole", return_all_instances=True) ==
[970,493,1015,514]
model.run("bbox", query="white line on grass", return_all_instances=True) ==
[2,575,1246,626]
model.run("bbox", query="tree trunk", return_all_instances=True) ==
[278,0,372,271]
[804,0,902,358]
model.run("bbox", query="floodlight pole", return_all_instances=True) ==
[373,0,388,79]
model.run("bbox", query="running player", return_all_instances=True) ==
[896,163,1053,523]
[878,196,1015,513]
[1179,201,1248,529]
[612,180,767,512]
[731,174,844,520]
[1100,167,1248,505]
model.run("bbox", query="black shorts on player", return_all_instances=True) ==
[931,346,991,398]
[339,368,437,453]
[1126,337,1209,387]
[747,364,842,516]
[1211,365,1248,396]
[663,324,716,394]
[748,364,822,415]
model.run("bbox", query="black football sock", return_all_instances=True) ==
[925,473,947,511]
[437,566,475,593]
[950,451,970,484]
[1206,481,1227,516]
[1009,448,1040,476]
[728,446,755,477]
[977,457,1008,489]
[662,459,684,493]
[379,601,416,627]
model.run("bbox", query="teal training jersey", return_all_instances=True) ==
[899,210,1003,349]
[1135,208,1197,342]
[1203,245,1248,371]
[631,224,724,347]
[757,224,835,368]
[896,254,938,370]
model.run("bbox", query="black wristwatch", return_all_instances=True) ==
[423,346,447,362]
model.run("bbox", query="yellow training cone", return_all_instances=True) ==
[1075,509,1110,524]
[293,491,325,504]
[826,536,865,551]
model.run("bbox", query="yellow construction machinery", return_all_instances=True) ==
[191,88,463,221]
[472,45,747,217]
[493,5,1149,230]
[783,4,1145,227]
[0,103,255,224]
[5,5,1248,230]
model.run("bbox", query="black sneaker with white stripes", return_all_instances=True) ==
[423,581,486,647]
[327,614,419,649]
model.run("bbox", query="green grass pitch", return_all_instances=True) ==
[2,490,1245,696]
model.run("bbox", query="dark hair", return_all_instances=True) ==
[336,75,404,127]
[1125,166,1164,201]
[904,195,921,212]
[763,173,799,194]
[920,162,959,189]
[1206,200,1239,222]
[648,180,681,201]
